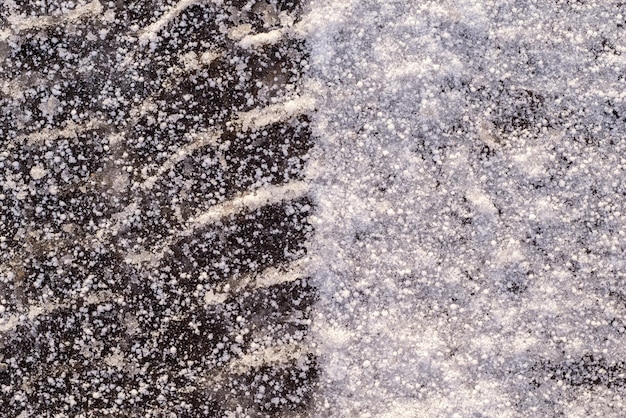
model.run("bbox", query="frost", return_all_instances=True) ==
[3,0,626,415]
[307,0,626,415]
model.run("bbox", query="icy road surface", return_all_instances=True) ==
[1,0,315,416]
[1,0,626,417]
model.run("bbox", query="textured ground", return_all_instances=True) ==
[307,0,626,416]
[3,0,626,417]
[1,1,316,416]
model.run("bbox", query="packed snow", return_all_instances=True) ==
[305,0,626,416]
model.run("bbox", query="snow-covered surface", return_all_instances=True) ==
[306,0,626,416]
[3,0,626,415]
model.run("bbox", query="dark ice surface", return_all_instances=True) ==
[1,1,316,416]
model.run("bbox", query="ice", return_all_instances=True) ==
[2,0,626,414]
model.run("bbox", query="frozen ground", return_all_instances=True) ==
[2,0,626,416]
[305,0,626,416]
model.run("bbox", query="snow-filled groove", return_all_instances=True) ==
[18,119,109,145]
[237,95,316,132]
[0,0,316,416]
[1,0,104,38]
[137,0,206,43]
[140,128,223,190]
[0,290,117,334]
[124,181,310,265]
[185,181,309,233]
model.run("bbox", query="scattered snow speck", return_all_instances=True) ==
[29,165,48,180]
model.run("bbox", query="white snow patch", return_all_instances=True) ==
[306,0,626,415]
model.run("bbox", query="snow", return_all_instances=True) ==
[29,164,48,180]
[2,0,626,415]
[306,0,626,415]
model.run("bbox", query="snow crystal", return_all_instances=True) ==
[29,164,48,180]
